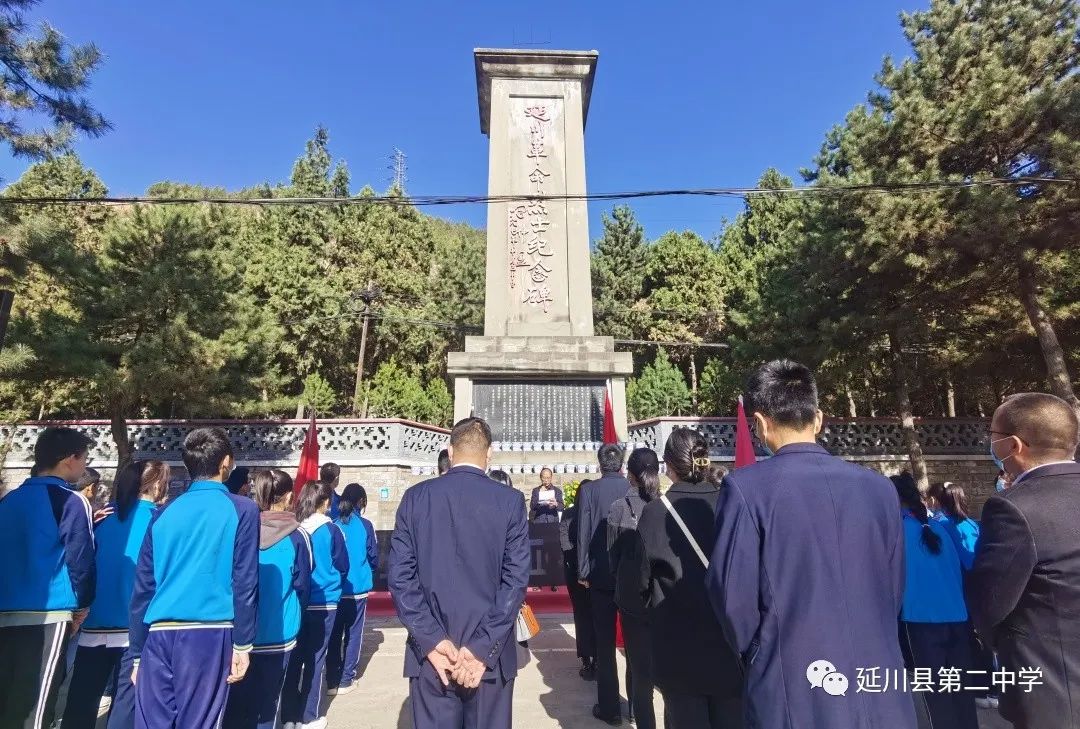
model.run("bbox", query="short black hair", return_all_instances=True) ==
[489,470,513,488]
[224,466,249,495]
[597,444,625,474]
[34,427,93,470]
[77,467,102,490]
[182,427,234,480]
[437,449,451,475]
[320,462,341,485]
[449,418,492,454]
[745,359,818,429]
[997,392,1080,456]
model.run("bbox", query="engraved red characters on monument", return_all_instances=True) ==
[507,103,555,313]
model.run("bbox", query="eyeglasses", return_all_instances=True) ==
[989,431,1029,445]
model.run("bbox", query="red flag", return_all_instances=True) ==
[294,412,320,496]
[602,384,618,445]
[735,395,757,468]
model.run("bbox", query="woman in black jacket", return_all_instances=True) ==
[628,428,744,729]
[608,448,660,729]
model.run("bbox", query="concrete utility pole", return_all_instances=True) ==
[352,282,381,417]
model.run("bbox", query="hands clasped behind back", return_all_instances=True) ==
[427,639,488,690]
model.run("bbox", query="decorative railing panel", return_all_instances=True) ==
[627,417,990,458]
[0,416,991,469]
[0,419,451,467]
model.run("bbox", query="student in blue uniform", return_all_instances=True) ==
[128,427,260,729]
[282,481,349,729]
[63,460,170,729]
[0,426,96,729]
[927,481,980,569]
[892,472,978,729]
[327,483,379,695]
[322,463,342,520]
[224,469,312,729]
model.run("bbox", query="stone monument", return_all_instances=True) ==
[448,49,633,445]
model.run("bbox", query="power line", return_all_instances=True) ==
[0,176,1071,209]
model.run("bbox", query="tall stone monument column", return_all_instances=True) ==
[448,49,633,444]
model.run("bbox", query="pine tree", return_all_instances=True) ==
[0,1,108,164]
[626,349,692,420]
[873,0,1080,417]
[592,205,648,341]
[642,230,726,406]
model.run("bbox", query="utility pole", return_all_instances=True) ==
[352,282,381,417]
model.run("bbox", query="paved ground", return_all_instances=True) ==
[327,615,1011,728]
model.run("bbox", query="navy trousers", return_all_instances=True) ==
[282,609,336,724]
[409,661,514,729]
[901,621,979,729]
[62,644,136,729]
[328,596,368,688]
[222,650,291,729]
[135,628,231,729]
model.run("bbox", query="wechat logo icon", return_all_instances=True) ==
[807,659,848,696]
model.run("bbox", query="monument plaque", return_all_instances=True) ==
[448,49,633,445]
[473,380,605,442]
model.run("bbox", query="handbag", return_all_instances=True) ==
[516,602,541,642]
[660,494,709,568]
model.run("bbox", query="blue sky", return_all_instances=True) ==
[0,0,916,241]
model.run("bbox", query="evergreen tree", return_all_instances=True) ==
[0,1,108,164]
[642,230,726,406]
[592,205,649,340]
[626,349,692,420]
[872,0,1080,417]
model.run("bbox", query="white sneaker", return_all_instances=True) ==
[975,697,1000,709]
[327,682,354,696]
[301,719,328,729]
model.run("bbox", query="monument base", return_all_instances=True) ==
[448,335,633,442]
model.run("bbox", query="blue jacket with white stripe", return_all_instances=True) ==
[254,513,313,651]
[302,516,349,608]
[128,480,260,660]
[0,475,96,619]
[335,514,379,597]
[83,499,156,634]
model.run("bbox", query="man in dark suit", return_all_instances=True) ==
[968,392,1080,729]
[578,443,631,725]
[388,418,530,729]
[707,360,916,729]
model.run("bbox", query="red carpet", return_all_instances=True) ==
[367,588,573,618]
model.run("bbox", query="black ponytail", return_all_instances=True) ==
[891,472,941,555]
[294,480,333,523]
[252,468,293,511]
[338,483,366,522]
[627,448,661,501]
[114,461,149,521]
[663,427,725,487]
